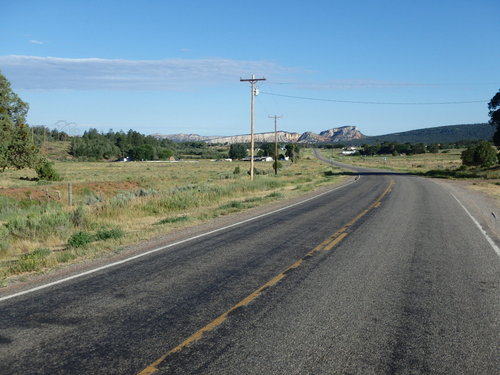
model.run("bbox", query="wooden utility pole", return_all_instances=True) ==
[269,115,282,175]
[240,74,266,180]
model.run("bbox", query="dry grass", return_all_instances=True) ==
[468,181,500,200]
[318,148,500,203]
[320,148,464,173]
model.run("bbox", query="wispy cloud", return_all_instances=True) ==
[29,40,44,45]
[0,55,293,91]
[267,79,427,90]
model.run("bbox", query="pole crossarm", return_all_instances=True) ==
[240,77,267,83]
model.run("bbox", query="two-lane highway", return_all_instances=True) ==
[1,156,498,374]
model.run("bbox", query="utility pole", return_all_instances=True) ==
[240,74,266,180]
[269,115,282,175]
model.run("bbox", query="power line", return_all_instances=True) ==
[260,91,487,105]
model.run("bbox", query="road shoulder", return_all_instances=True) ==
[432,178,500,248]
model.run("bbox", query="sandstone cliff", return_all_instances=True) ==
[156,126,364,144]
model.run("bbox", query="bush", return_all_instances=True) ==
[10,248,52,273]
[0,196,18,218]
[56,251,77,263]
[267,191,284,199]
[247,168,267,176]
[7,208,70,240]
[68,231,94,248]
[82,189,104,205]
[0,226,9,253]
[157,216,190,225]
[461,141,498,167]
[71,206,87,228]
[36,160,62,181]
[94,228,124,241]
[273,161,283,171]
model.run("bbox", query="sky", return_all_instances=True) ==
[1,0,499,137]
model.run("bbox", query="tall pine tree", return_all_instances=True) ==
[488,89,500,146]
[0,71,40,171]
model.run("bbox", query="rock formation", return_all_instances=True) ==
[155,126,364,144]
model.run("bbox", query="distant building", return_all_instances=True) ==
[342,146,358,155]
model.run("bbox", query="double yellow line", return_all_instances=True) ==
[138,178,394,375]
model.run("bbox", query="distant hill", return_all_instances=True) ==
[154,126,364,144]
[346,123,493,145]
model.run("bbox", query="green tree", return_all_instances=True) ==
[0,121,13,171]
[461,141,497,167]
[228,143,247,159]
[0,72,29,127]
[7,123,40,169]
[257,143,275,157]
[411,143,427,154]
[488,89,500,146]
[0,71,41,172]
[428,144,440,153]
[285,144,300,162]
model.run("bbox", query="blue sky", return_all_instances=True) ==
[1,0,499,136]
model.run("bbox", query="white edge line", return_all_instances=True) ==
[0,177,359,303]
[450,192,500,257]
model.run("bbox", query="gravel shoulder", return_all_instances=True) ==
[432,178,500,246]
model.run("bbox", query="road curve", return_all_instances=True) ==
[0,154,498,374]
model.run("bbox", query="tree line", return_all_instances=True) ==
[69,130,231,161]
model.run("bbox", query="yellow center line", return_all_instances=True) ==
[137,178,394,375]
[323,232,349,251]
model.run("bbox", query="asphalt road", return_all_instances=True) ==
[1,157,498,374]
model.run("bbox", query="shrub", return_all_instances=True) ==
[0,226,9,253]
[461,141,498,167]
[233,166,241,175]
[82,189,104,205]
[68,231,94,248]
[267,191,284,199]
[220,201,243,209]
[10,248,52,273]
[36,160,62,181]
[94,228,124,241]
[157,216,190,225]
[247,168,266,176]
[71,206,87,228]
[7,208,70,240]
[0,196,18,218]
[56,251,77,263]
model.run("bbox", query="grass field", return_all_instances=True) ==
[320,148,500,177]
[321,148,465,172]
[0,149,347,284]
[319,148,500,202]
